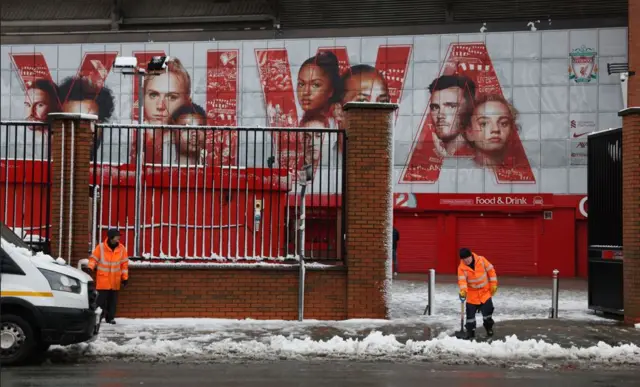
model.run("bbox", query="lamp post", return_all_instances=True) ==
[112,55,170,257]
[297,164,313,321]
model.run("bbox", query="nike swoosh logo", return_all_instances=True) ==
[573,132,589,138]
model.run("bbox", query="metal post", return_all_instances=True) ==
[551,269,559,318]
[132,70,144,257]
[298,184,307,322]
[423,268,436,315]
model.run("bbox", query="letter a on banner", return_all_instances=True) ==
[400,43,535,184]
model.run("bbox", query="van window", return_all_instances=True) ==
[0,249,26,276]
[0,221,33,253]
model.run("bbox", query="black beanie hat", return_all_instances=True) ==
[459,248,472,259]
[107,228,120,240]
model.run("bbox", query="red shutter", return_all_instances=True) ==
[456,216,537,276]
[396,216,438,273]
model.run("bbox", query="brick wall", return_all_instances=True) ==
[48,114,94,267]
[117,266,347,320]
[622,0,640,325]
[343,102,397,319]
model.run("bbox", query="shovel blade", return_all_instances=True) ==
[454,330,466,339]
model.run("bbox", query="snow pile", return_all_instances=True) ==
[636,323,640,330]
[1,238,54,263]
[65,331,640,364]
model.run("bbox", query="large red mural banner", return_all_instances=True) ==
[400,43,535,184]
[254,45,412,174]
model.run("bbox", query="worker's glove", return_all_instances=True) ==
[491,285,498,296]
[122,280,129,288]
[82,267,93,275]
[459,290,467,302]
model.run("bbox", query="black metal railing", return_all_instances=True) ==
[92,124,346,263]
[0,121,52,253]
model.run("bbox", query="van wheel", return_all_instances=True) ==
[0,314,36,366]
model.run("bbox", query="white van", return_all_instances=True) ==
[0,222,101,365]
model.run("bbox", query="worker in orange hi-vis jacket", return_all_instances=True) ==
[457,247,498,340]
[87,228,129,325]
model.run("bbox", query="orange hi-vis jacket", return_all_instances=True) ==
[457,253,498,305]
[88,240,129,291]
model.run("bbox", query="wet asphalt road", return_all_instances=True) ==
[2,361,638,387]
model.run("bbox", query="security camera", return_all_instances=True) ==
[113,56,138,69]
[148,56,170,72]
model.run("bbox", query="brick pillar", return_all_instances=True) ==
[621,0,640,325]
[48,113,97,267]
[343,102,398,319]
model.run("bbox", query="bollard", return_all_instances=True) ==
[550,269,560,318]
[423,268,436,315]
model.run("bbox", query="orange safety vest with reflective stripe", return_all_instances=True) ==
[88,240,129,291]
[457,253,498,305]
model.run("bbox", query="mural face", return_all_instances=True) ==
[0,28,628,194]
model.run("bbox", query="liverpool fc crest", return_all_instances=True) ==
[569,46,598,83]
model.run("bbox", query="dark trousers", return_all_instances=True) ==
[97,290,119,322]
[392,248,398,272]
[465,297,494,332]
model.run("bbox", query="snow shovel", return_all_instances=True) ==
[454,300,466,339]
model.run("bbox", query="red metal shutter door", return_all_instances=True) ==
[396,216,438,273]
[456,216,537,276]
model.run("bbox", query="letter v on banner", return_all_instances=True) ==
[400,43,535,184]
[254,45,411,178]
[10,51,118,114]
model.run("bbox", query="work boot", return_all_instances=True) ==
[106,319,116,325]
[484,322,494,337]
[464,329,475,340]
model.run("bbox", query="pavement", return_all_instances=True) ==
[2,361,639,387]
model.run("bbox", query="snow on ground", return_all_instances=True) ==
[389,279,601,325]
[50,278,634,365]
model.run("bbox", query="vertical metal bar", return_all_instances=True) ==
[252,129,259,258]
[38,125,46,245]
[193,128,200,258]
[66,122,76,265]
[243,130,249,258]
[341,130,347,262]
[428,269,436,316]
[133,72,145,257]
[168,126,175,258]
[551,269,559,318]
[177,128,183,258]
[227,135,232,259]
[116,126,123,242]
[274,129,282,258]
[201,128,208,258]
[218,133,224,258]
[298,183,307,322]
[45,122,52,247]
[29,124,36,243]
[3,123,10,225]
[184,129,191,258]
[235,129,240,260]
[57,123,65,259]
[260,130,266,258]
